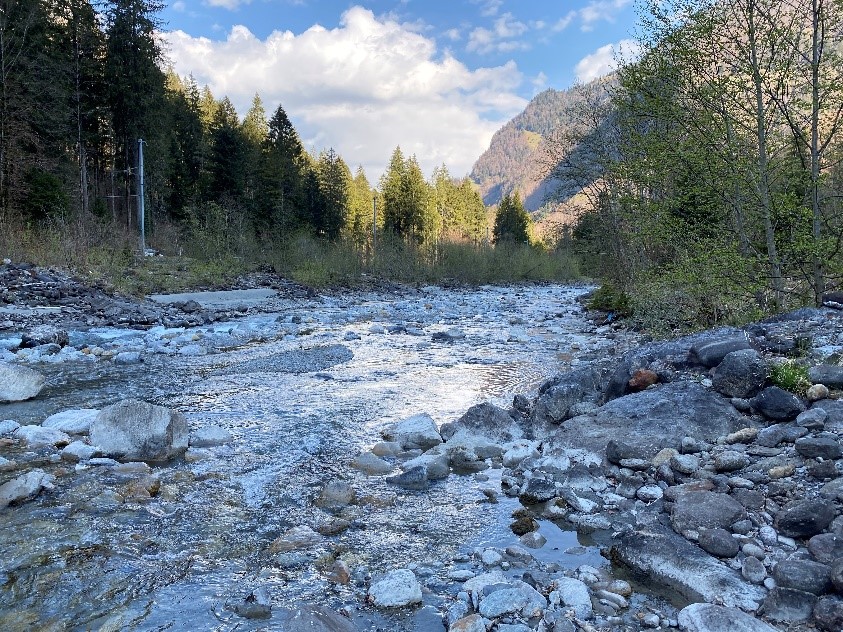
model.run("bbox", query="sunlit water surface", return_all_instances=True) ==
[0,285,625,631]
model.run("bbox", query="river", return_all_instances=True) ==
[0,283,634,631]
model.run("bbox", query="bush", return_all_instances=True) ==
[588,283,631,316]
[769,360,811,395]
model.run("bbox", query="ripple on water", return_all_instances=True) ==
[0,284,624,630]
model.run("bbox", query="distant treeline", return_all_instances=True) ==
[1,0,542,262]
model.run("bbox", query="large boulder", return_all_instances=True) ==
[751,387,806,422]
[89,399,188,462]
[367,569,422,608]
[20,325,69,348]
[711,350,768,399]
[809,365,843,389]
[671,491,746,534]
[774,498,835,538]
[0,362,45,402]
[440,402,521,444]
[689,336,752,368]
[571,382,746,458]
[677,603,780,632]
[610,526,766,611]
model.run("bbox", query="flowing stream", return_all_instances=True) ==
[0,284,634,631]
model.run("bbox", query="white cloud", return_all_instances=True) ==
[161,7,527,180]
[444,28,461,41]
[578,0,632,32]
[467,12,530,54]
[172,1,187,12]
[574,39,640,83]
[205,0,249,9]
[552,12,576,32]
[475,0,503,17]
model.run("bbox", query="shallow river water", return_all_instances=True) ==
[0,284,634,631]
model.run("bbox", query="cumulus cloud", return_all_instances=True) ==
[161,7,527,180]
[574,39,640,82]
[467,12,530,54]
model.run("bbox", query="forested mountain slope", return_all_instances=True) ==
[469,77,612,215]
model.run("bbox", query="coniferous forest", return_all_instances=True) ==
[5,0,842,330]
[0,0,573,291]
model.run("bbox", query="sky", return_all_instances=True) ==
[159,0,640,182]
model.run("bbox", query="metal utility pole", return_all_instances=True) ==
[372,194,377,265]
[137,138,146,253]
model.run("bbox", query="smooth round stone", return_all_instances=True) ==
[714,450,749,472]
[742,556,767,584]
[698,528,740,558]
[742,543,766,559]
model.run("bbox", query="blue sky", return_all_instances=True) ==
[160,0,639,181]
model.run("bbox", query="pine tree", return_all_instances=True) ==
[316,148,350,240]
[260,102,306,232]
[493,192,531,245]
[207,97,246,201]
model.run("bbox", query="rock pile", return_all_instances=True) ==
[342,305,843,631]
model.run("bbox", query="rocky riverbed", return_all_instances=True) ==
[2,261,843,631]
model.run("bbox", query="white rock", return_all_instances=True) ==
[351,451,394,475]
[401,451,449,479]
[0,362,45,402]
[0,420,20,434]
[14,425,71,448]
[61,441,99,462]
[520,531,547,549]
[113,351,142,364]
[42,409,99,434]
[368,569,422,608]
[383,413,442,450]
[678,603,780,632]
[89,399,188,461]
[553,577,592,619]
[478,581,546,619]
[189,425,233,447]
[502,440,541,468]
[481,549,503,566]
[0,469,54,509]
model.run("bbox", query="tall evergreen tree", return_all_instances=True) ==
[206,97,246,201]
[493,192,531,245]
[260,102,306,232]
[316,148,350,240]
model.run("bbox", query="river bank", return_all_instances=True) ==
[1,261,843,631]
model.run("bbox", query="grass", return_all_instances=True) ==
[0,212,582,294]
[769,360,811,395]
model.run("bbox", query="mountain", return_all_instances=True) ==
[469,77,614,230]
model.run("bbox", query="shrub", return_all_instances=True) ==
[769,360,811,395]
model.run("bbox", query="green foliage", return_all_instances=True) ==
[493,192,532,245]
[587,284,630,316]
[769,360,811,395]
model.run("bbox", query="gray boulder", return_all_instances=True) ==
[751,387,806,422]
[711,349,768,398]
[575,382,746,458]
[0,362,45,402]
[761,587,816,623]
[671,491,746,534]
[810,365,843,389]
[42,409,98,434]
[440,402,521,444]
[610,525,766,610]
[89,399,188,462]
[677,603,780,632]
[813,399,843,431]
[367,569,422,608]
[20,325,68,348]
[14,424,71,448]
[814,595,843,632]
[772,559,831,595]
[383,413,442,450]
[775,498,835,538]
[795,436,842,460]
[0,469,54,509]
[689,336,752,368]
